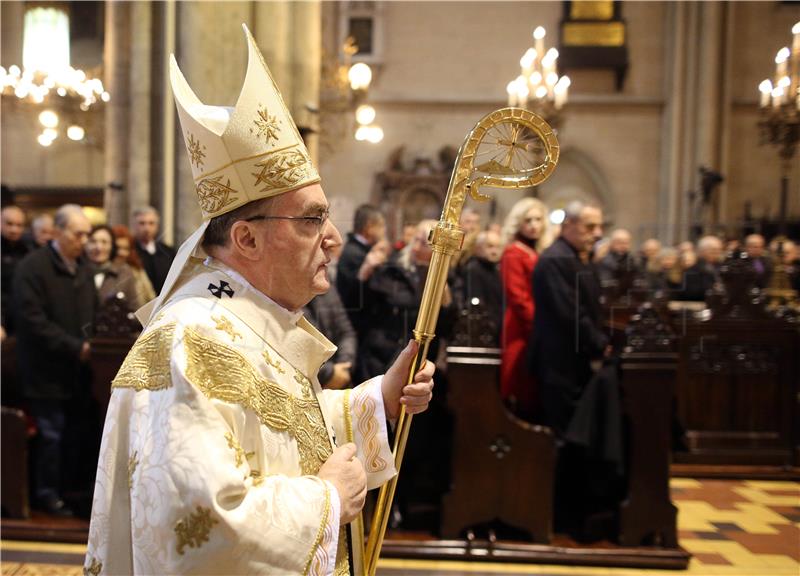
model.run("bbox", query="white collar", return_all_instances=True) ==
[202,257,304,325]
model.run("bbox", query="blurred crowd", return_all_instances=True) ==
[2,198,798,522]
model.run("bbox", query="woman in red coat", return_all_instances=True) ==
[500,197,550,420]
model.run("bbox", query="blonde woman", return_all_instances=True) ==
[499,197,550,420]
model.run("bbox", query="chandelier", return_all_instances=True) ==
[506,26,570,127]
[319,36,383,145]
[0,5,108,147]
[757,22,800,162]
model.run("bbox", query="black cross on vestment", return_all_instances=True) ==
[208,280,234,298]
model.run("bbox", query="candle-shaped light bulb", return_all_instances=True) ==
[533,26,546,67]
[530,71,543,87]
[520,48,537,75]
[759,79,773,108]
[533,27,546,40]
[535,85,548,99]
[792,22,800,35]
[507,80,518,106]
[776,47,790,63]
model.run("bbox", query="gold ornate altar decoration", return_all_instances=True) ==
[363,107,560,575]
[170,23,320,221]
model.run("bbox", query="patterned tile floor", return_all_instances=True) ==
[1,479,797,575]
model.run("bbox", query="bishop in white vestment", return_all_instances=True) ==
[85,24,434,576]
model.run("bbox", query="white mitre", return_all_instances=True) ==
[136,23,319,326]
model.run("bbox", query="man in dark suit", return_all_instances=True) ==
[13,204,97,516]
[1,205,30,336]
[744,233,772,289]
[530,201,608,436]
[336,204,389,339]
[132,206,176,295]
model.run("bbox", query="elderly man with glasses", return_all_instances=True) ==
[85,26,434,576]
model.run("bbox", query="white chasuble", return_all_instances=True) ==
[86,259,396,576]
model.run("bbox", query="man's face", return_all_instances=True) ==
[1,207,25,242]
[745,235,765,258]
[364,216,386,245]
[610,232,631,255]
[476,231,502,263]
[255,184,342,310]
[33,216,54,245]
[461,211,481,234]
[134,212,159,243]
[54,212,91,260]
[700,239,723,264]
[563,207,603,254]
[411,226,433,264]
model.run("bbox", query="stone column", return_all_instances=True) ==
[104,1,131,225]
[173,2,250,242]
[127,1,152,220]
[291,1,322,163]
[253,2,292,102]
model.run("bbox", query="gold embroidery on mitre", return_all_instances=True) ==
[251,147,313,192]
[183,327,333,475]
[262,348,285,374]
[251,104,282,145]
[112,323,176,391]
[84,556,102,576]
[352,384,387,473]
[175,506,219,555]
[211,314,242,341]
[127,451,139,489]
[195,175,239,215]
[187,132,206,168]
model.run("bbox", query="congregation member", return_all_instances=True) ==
[596,228,637,286]
[13,204,96,516]
[529,201,610,538]
[336,203,390,345]
[679,234,723,301]
[456,229,504,343]
[649,247,683,294]
[303,284,358,389]
[132,206,176,294]
[112,224,157,305]
[86,225,143,311]
[1,205,29,336]
[499,197,549,421]
[86,27,434,575]
[25,213,55,250]
[744,233,772,289]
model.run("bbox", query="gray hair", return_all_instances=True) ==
[54,204,86,230]
[697,235,722,253]
[132,206,159,220]
[32,213,53,232]
[563,200,586,223]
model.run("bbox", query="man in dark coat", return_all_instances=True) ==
[744,233,772,289]
[596,228,638,286]
[530,202,608,436]
[13,204,96,516]
[303,285,357,389]
[132,206,176,294]
[336,204,389,339]
[679,234,722,301]
[1,205,30,335]
[529,201,613,540]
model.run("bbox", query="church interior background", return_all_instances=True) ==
[1,1,799,575]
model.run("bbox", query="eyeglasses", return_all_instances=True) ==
[245,209,330,235]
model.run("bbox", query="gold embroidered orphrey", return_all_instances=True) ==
[174,506,219,555]
[183,327,350,573]
[251,104,282,144]
[195,175,240,214]
[112,324,176,391]
[187,132,206,168]
[262,348,285,374]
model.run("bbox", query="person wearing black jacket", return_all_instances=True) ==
[303,285,357,389]
[13,204,96,516]
[529,202,608,436]
[1,205,30,335]
[132,206,176,294]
